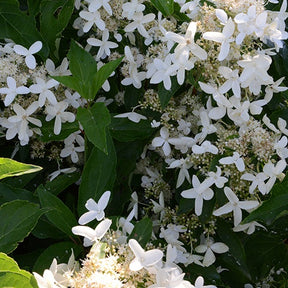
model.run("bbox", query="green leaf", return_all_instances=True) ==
[177,198,194,215]
[0,158,42,180]
[40,0,74,59]
[53,40,98,100]
[110,117,154,142]
[27,0,41,16]
[158,76,180,109]
[0,182,37,206]
[40,120,79,142]
[77,103,111,153]
[0,200,44,254]
[243,176,288,225]
[0,253,38,288]
[245,232,288,281]
[94,56,123,95]
[45,172,81,196]
[150,0,174,16]
[216,220,251,285]
[32,215,67,240]
[0,0,49,59]
[128,217,152,247]
[33,241,82,274]
[53,42,122,101]
[77,132,117,215]
[37,185,78,237]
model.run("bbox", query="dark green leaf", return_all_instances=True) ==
[0,182,37,206]
[0,200,44,254]
[33,241,82,274]
[78,132,117,215]
[243,176,288,225]
[0,253,38,288]
[245,232,288,281]
[53,40,98,100]
[128,217,152,247]
[198,197,215,224]
[0,157,42,180]
[37,185,78,237]
[94,56,123,95]
[110,117,154,142]
[185,265,222,287]
[124,85,144,109]
[40,0,74,59]
[45,172,80,196]
[77,103,111,153]
[150,0,174,16]
[27,0,41,15]
[32,215,67,240]
[158,76,180,109]
[0,0,49,59]
[40,119,79,142]
[177,198,194,215]
[216,220,251,285]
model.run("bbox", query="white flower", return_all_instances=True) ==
[87,30,118,60]
[45,101,75,135]
[165,21,207,60]
[195,237,228,267]
[124,12,155,38]
[151,120,161,128]
[30,77,59,107]
[60,132,85,163]
[33,269,60,288]
[262,160,286,193]
[78,191,111,224]
[234,6,267,44]
[159,224,186,246]
[207,166,228,188]
[181,175,214,216]
[192,140,218,155]
[45,58,71,76]
[238,54,273,95]
[192,276,217,288]
[199,82,232,109]
[218,66,241,98]
[171,51,196,85]
[151,191,165,220]
[241,172,268,194]
[168,158,192,188]
[219,152,245,172]
[233,221,266,235]
[128,239,163,271]
[13,41,42,69]
[122,0,145,20]
[121,46,146,88]
[150,266,193,288]
[118,205,135,235]
[8,102,41,145]
[79,10,105,32]
[72,218,112,247]
[149,54,176,90]
[0,76,30,106]
[213,187,259,227]
[128,191,139,219]
[64,90,82,108]
[151,127,174,156]
[48,167,77,181]
[114,111,147,123]
[88,0,112,15]
[203,17,235,61]
[265,77,288,102]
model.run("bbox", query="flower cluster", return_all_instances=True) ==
[0,0,287,287]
